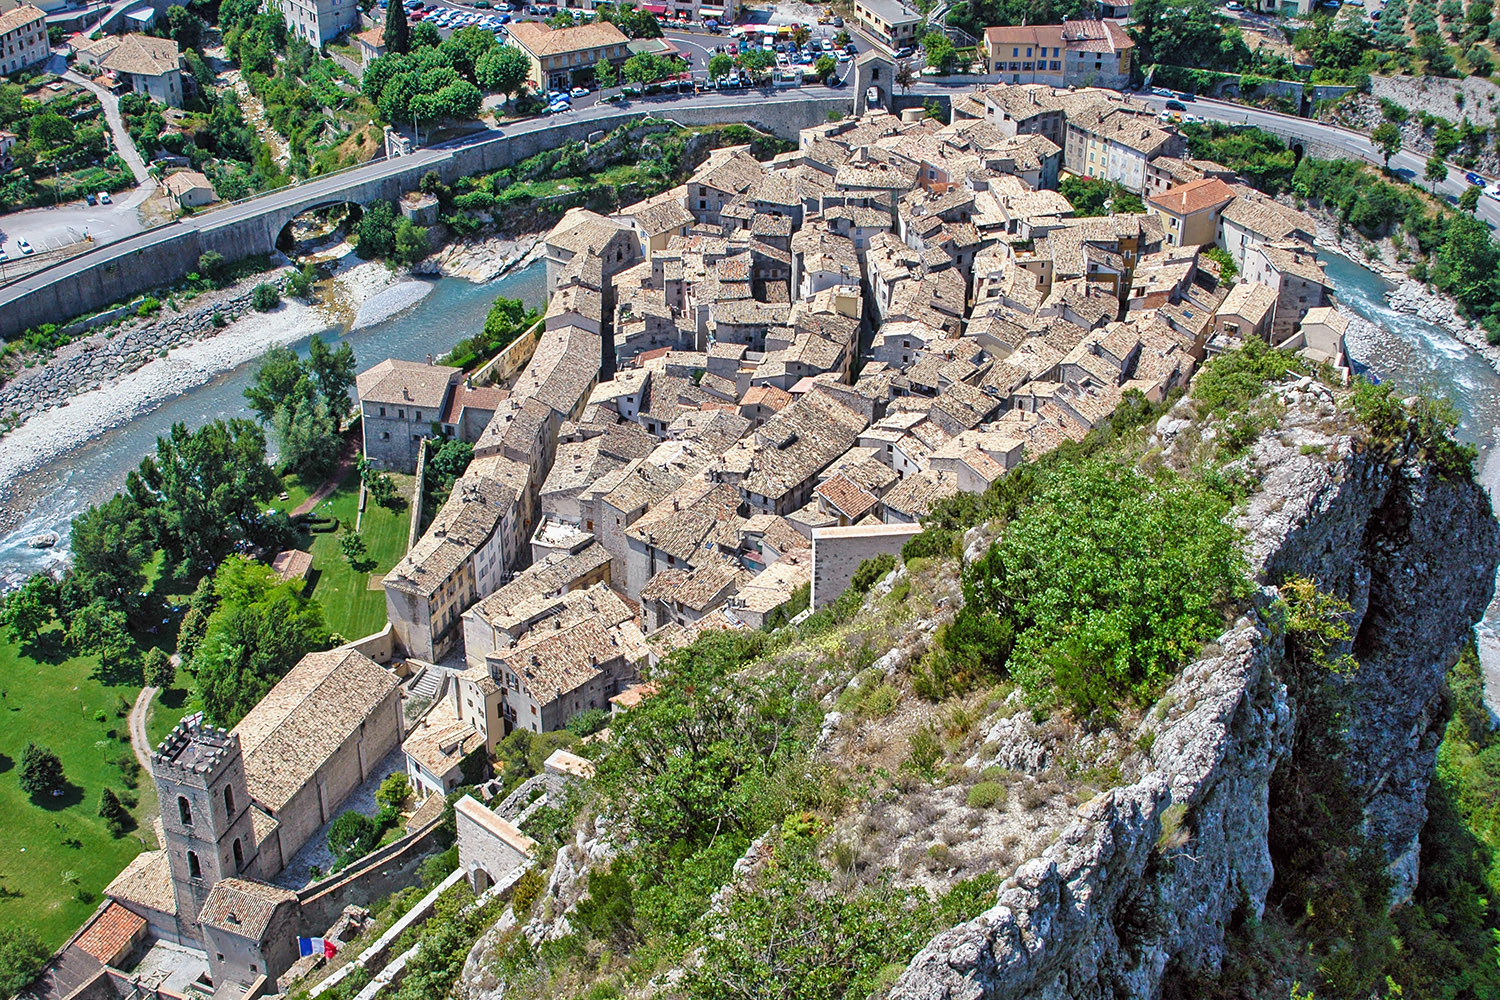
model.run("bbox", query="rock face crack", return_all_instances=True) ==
[891,395,1500,1000]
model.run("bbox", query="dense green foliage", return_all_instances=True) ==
[190,556,331,727]
[246,335,356,479]
[19,742,66,799]
[958,463,1247,719]
[445,296,541,371]
[328,810,382,867]
[0,82,131,212]
[356,200,430,265]
[0,927,48,997]
[1059,176,1145,217]
[363,25,498,124]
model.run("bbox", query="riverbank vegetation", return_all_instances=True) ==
[1183,120,1500,342]
[246,334,358,480]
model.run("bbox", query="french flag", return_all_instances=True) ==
[298,937,338,959]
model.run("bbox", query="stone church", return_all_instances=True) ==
[103,648,403,995]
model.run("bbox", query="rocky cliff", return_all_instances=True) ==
[892,380,1500,1000]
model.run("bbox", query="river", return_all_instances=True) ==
[0,261,547,583]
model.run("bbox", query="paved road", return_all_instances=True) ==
[1137,93,1500,230]
[64,70,149,183]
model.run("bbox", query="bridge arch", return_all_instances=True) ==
[274,199,365,255]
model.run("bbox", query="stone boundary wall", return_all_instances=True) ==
[296,814,449,935]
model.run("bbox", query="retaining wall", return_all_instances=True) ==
[296,817,448,935]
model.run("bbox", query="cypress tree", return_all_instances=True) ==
[384,0,409,54]
[99,787,128,837]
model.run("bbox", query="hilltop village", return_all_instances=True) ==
[77,81,1353,999]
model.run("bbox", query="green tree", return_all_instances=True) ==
[176,574,218,662]
[595,56,620,87]
[308,334,357,424]
[393,217,430,265]
[1426,153,1450,191]
[0,573,57,644]
[244,345,307,423]
[272,391,344,478]
[166,5,205,47]
[198,250,228,286]
[814,54,836,81]
[192,556,331,727]
[68,493,151,613]
[341,530,371,571]
[328,810,380,866]
[707,52,733,81]
[736,47,774,81]
[65,597,136,668]
[19,742,65,799]
[923,30,957,73]
[285,260,317,298]
[143,646,176,688]
[28,111,74,149]
[1373,121,1402,167]
[0,926,48,997]
[357,199,399,258]
[895,60,915,93]
[98,787,129,837]
[376,771,411,811]
[411,19,440,48]
[477,44,529,99]
[1437,213,1500,311]
[385,0,410,54]
[126,420,286,579]
[251,282,280,311]
[1461,182,1483,213]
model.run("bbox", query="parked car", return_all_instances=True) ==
[1487,185,1500,201]
[1467,171,1486,186]
[1225,1,1244,9]
[17,238,33,255]
[895,45,914,58]
[570,85,589,97]
[835,49,851,61]
[0,248,7,261]
[1175,91,1195,101]
[832,15,843,24]
[85,192,97,205]
[845,41,858,53]
[1151,86,1173,96]
[1164,99,1186,111]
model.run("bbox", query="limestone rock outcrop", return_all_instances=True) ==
[892,391,1500,1000]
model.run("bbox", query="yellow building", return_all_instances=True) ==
[1145,177,1236,248]
[507,20,630,92]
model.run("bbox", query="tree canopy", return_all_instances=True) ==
[191,556,332,727]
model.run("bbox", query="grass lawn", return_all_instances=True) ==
[0,630,156,948]
[286,468,413,641]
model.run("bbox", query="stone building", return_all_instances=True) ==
[0,4,47,76]
[356,359,466,474]
[983,20,1134,90]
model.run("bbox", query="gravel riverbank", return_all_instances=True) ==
[0,233,540,512]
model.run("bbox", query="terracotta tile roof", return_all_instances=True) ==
[816,473,879,521]
[1147,177,1235,216]
[101,34,180,77]
[234,649,398,811]
[0,5,44,34]
[75,903,147,965]
[508,18,628,56]
[198,879,297,939]
[357,358,460,409]
[105,850,176,915]
[403,704,485,778]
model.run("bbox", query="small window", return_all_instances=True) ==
[233,838,244,871]
[178,796,192,826]
[224,785,235,817]
[188,851,202,879]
